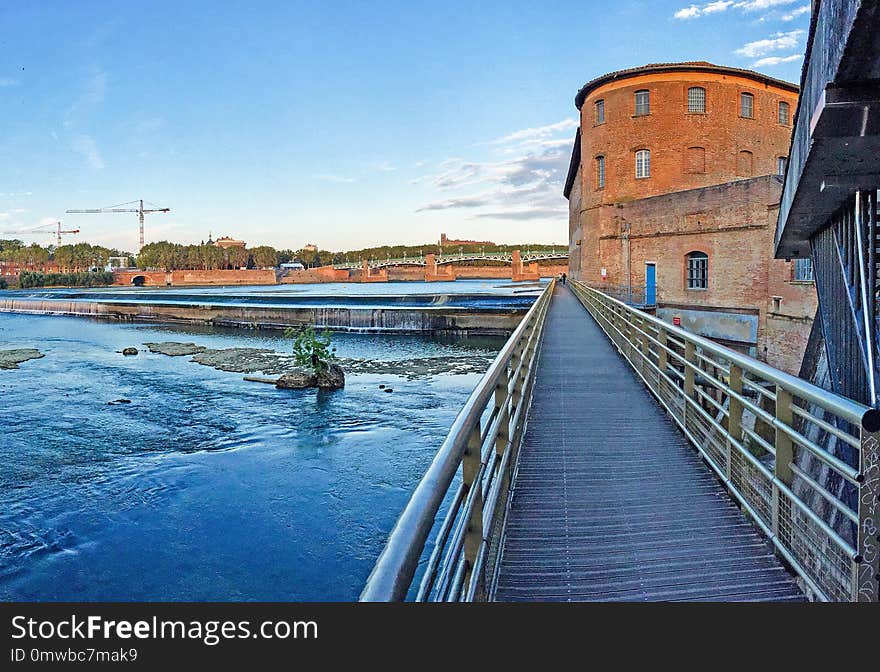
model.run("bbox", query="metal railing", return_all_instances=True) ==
[361,280,555,601]
[570,280,880,602]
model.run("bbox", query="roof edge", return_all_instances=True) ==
[574,62,799,109]
[563,128,581,200]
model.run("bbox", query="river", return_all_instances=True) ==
[0,289,512,600]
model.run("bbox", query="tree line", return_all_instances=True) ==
[17,271,116,288]
[0,239,131,271]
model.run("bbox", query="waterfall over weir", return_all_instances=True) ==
[0,281,542,335]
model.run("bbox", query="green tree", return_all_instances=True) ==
[284,327,336,374]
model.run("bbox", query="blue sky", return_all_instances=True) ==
[0,1,810,253]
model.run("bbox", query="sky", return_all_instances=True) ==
[0,1,811,253]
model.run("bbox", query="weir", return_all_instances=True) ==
[0,294,532,335]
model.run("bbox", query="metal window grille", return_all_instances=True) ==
[688,87,706,113]
[793,257,813,281]
[777,156,788,176]
[687,252,708,289]
[778,101,790,125]
[595,99,605,124]
[596,156,605,188]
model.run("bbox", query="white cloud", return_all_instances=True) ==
[781,4,810,20]
[735,29,804,57]
[704,1,735,13]
[752,53,803,67]
[492,119,577,146]
[735,0,798,11]
[674,5,702,19]
[374,160,396,172]
[0,77,19,87]
[673,0,800,19]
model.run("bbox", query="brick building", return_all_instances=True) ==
[564,62,817,374]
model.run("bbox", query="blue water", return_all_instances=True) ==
[0,313,504,600]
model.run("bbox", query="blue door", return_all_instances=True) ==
[645,263,656,306]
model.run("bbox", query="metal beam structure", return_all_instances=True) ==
[333,250,567,271]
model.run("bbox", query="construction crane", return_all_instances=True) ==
[66,199,170,251]
[1,221,80,247]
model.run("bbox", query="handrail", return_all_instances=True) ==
[361,280,555,601]
[569,280,880,602]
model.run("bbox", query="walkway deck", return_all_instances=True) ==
[493,286,805,602]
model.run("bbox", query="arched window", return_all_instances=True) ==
[737,150,754,177]
[596,155,606,189]
[740,92,754,118]
[634,90,650,116]
[635,149,651,179]
[778,101,790,125]
[687,146,706,174]
[686,251,708,290]
[688,87,706,113]
[777,156,788,176]
[595,99,605,125]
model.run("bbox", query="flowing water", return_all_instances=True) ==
[0,309,508,601]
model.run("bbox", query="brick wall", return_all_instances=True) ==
[577,176,816,373]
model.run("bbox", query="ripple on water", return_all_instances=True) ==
[0,312,502,600]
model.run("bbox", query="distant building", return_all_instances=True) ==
[213,236,246,249]
[280,262,305,271]
[106,256,131,271]
[439,233,495,248]
[301,244,318,253]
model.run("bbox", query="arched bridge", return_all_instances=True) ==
[333,250,568,270]
[361,281,880,602]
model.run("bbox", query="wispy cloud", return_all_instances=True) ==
[491,118,577,146]
[414,119,574,223]
[735,29,804,57]
[71,134,105,170]
[752,53,803,67]
[673,0,800,19]
[312,173,356,183]
[373,160,396,172]
[781,4,810,21]
[0,77,19,87]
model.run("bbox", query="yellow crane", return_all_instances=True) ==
[66,199,170,251]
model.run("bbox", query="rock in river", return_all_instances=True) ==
[317,364,345,390]
[121,347,139,356]
[0,348,45,370]
[276,368,318,389]
[143,342,207,356]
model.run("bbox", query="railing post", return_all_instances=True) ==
[855,416,880,602]
[727,364,743,481]
[684,341,696,397]
[773,387,794,543]
[462,424,484,599]
[657,327,668,373]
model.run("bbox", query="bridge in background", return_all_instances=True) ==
[332,249,568,270]
[361,281,880,602]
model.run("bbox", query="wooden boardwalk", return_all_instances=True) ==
[493,286,805,602]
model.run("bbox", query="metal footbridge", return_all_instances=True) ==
[361,281,880,602]
[333,250,568,270]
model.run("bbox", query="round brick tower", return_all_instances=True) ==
[568,62,799,281]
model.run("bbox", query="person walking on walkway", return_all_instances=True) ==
[561,272,567,285]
